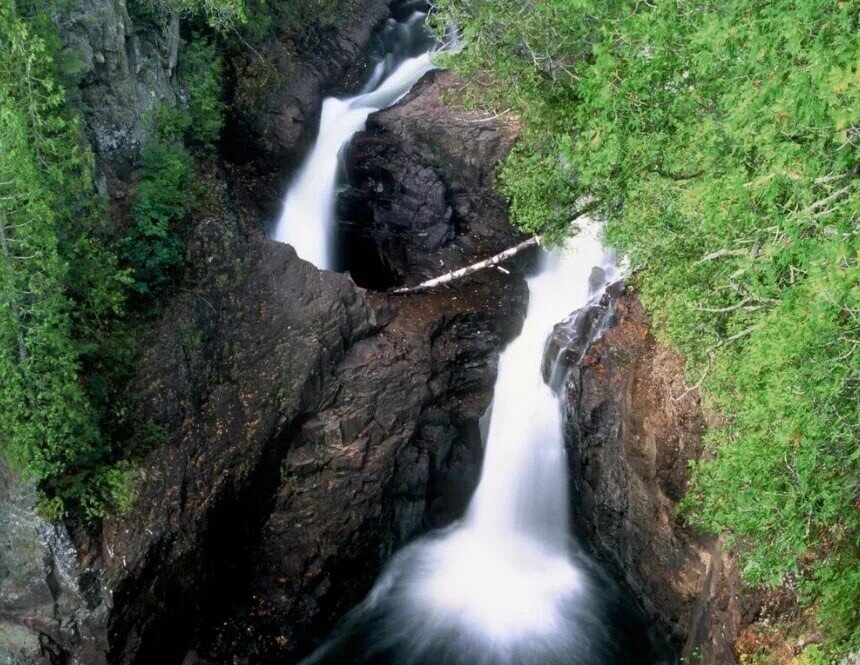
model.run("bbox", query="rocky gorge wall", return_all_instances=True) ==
[555,285,745,664]
[1,4,532,663]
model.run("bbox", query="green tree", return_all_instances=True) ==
[124,127,191,298]
[142,0,246,31]
[181,36,226,146]
[0,1,129,518]
[0,3,98,498]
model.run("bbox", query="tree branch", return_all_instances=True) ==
[717,325,759,346]
[390,236,541,294]
[655,166,704,181]
[695,248,748,264]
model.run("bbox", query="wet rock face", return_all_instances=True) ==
[223,0,394,217]
[558,286,743,664]
[202,272,528,663]
[226,0,391,166]
[337,70,529,287]
[0,462,109,665]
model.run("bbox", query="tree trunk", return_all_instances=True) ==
[390,236,541,294]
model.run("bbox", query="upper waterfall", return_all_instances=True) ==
[271,12,435,269]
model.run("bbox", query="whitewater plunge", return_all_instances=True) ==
[272,11,435,269]
[302,225,671,664]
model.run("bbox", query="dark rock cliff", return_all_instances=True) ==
[223,1,392,170]
[53,0,181,178]
[337,70,529,288]
[200,272,528,663]
[557,285,744,664]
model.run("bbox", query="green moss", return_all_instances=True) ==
[180,322,202,351]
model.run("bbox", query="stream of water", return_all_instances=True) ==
[301,227,671,665]
[271,11,435,269]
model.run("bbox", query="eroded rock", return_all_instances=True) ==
[559,286,743,664]
[202,270,529,662]
[337,70,530,287]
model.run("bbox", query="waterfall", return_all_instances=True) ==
[301,223,674,665]
[271,12,435,269]
[407,224,619,642]
[465,224,615,551]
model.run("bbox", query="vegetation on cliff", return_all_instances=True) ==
[0,0,232,517]
[0,0,375,517]
[432,0,858,654]
[0,1,132,518]
[145,0,246,31]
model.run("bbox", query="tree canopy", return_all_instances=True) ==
[432,0,859,653]
[0,1,131,517]
[0,0,230,517]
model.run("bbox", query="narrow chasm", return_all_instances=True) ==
[189,6,541,663]
[248,7,678,665]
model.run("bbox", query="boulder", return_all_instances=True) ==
[337,70,531,287]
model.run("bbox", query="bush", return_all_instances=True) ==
[138,0,246,32]
[181,36,226,146]
[124,124,192,298]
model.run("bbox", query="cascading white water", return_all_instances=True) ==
[403,224,619,643]
[271,12,435,269]
[279,10,672,665]
[467,225,615,549]
[300,224,669,665]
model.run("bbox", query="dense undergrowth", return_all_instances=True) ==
[0,0,237,518]
[0,1,129,519]
[431,0,858,656]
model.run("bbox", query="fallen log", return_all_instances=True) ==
[390,236,541,294]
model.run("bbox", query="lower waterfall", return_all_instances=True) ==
[302,223,673,665]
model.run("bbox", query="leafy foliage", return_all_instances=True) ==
[0,0,232,517]
[124,34,226,297]
[432,0,859,650]
[0,1,131,518]
[141,0,246,32]
[124,126,191,298]
[181,36,226,146]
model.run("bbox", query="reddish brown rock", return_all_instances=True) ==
[560,287,744,664]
